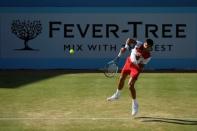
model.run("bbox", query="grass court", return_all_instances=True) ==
[0,71,197,130]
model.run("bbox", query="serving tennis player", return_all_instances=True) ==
[107,38,154,116]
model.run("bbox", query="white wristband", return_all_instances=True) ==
[118,52,122,57]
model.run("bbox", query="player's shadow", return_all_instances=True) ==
[135,116,197,125]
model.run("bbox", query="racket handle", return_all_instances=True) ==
[113,56,120,63]
[118,47,127,57]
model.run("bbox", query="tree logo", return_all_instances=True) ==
[11,20,42,51]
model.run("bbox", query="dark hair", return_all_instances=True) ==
[146,39,154,47]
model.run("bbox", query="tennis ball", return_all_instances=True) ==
[69,49,75,54]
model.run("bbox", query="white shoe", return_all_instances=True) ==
[107,93,120,101]
[131,102,138,116]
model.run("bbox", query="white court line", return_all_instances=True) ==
[0,117,197,120]
[0,117,133,120]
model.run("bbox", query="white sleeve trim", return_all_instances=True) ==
[124,43,129,50]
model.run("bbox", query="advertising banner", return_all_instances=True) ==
[0,8,197,69]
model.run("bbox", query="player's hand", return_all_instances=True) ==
[120,47,126,53]
[126,38,137,45]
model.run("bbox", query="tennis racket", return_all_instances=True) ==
[104,57,119,78]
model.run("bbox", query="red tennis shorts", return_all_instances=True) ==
[121,57,140,80]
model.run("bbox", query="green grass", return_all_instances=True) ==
[0,71,197,131]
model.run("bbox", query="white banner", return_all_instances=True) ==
[0,13,196,59]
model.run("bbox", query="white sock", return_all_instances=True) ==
[132,99,137,105]
[115,89,121,95]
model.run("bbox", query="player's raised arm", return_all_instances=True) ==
[126,38,137,46]
[118,38,137,57]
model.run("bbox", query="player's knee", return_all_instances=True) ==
[128,82,134,88]
[128,84,135,91]
[119,75,126,82]
[128,78,136,87]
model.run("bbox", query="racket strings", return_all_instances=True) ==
[104,62,118,77]
[108,63,117,73]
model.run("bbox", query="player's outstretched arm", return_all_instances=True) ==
[126,38,137,46]
[118,38,137,57]
[118,47,126,57]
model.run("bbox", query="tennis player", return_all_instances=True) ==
[107,38,154,116]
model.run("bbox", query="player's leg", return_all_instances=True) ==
[128,65,140,116]
[118,73,128,90]
[128,77,139,116]
[107,73,128,101]
[128,77,137,99]
[107,57,130,101]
